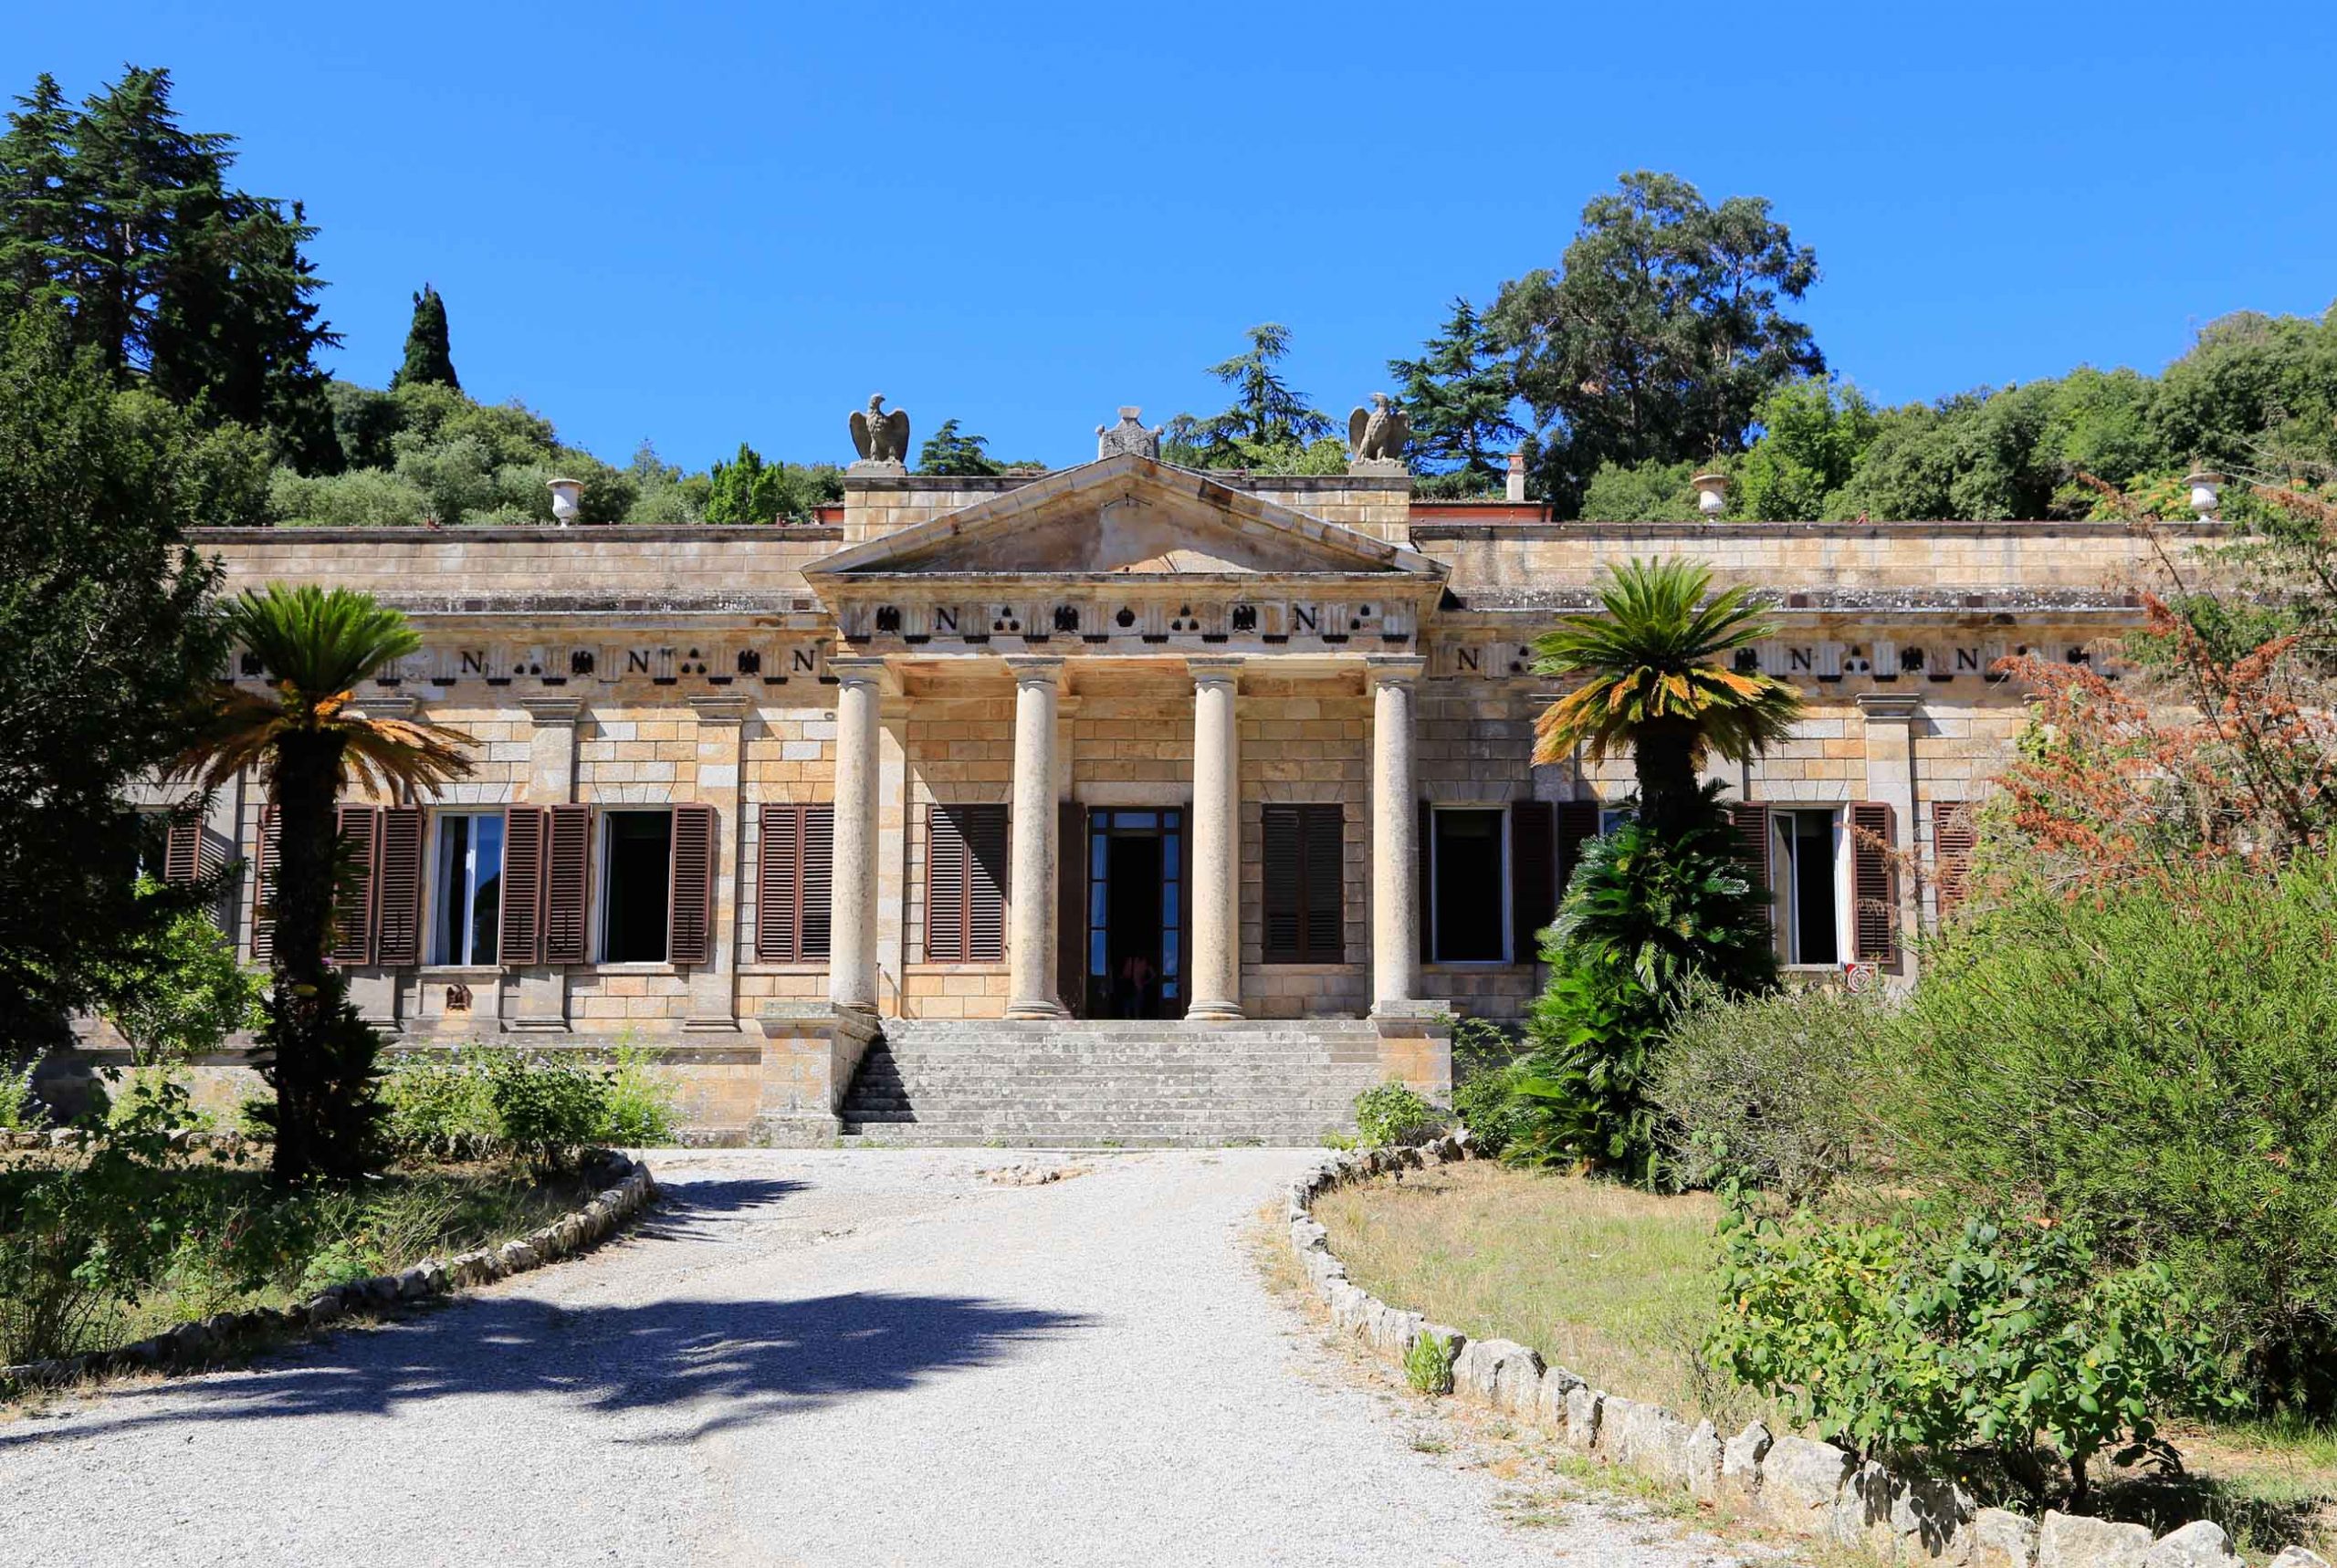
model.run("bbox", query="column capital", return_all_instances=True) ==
[1363,653,1426,687]
[688,694,750,727]
[1857,692,1923,724]
[826,654,893,693]
[1003,653,1067,686]
[1186,654,1244,688]
[518,695,583,727]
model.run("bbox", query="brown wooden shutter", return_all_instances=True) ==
[1301,804,1344,963]
[330,806,381,965]
[163,815,202,883]
[1931,800,1977,921]
[1417,800,1433,964]
[927,805,967,962]
[801,805,833,960]
[543,804,594,965]
[374,807,426,967]
[1261,805,1303,962]
[965,805,1008,963]
[1510,801,1556,961]
[250,805,280,959]
[667,804,717,966]
[755,803,801,961]
[1263,804,1344,964]
[925,804,1008,962]
[1850,800,1898,964]
[1726,802,1769,883]
[499,805,547,966]
[1556,800,1598,899]
[1057,801,1085,1010]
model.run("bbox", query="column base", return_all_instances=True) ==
[1003,998,1070,1020]
[1185,1001,1246,1022]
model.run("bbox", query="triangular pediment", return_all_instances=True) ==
[805,455,1441,580]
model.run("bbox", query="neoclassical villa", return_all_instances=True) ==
[96,405,2212,1144]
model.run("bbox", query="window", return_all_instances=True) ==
[1430,807,1508,963]
[1261,804,1342,964]
[432,811,504,966]
[926,804,1008,962]
[756,803,834,962]
[1772,808,1841,966]
[601,810,672,963]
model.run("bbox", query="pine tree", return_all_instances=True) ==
[0,75,79,318]
[917,418,1000,476]
[392,283,458,391]
[1168,324,1334,467]
[0,67,341,471]
[1389,298,1525,496]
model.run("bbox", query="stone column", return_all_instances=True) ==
[1003,657,1068,1019]
[1367,656,1426,1016]
[685,695,748,1030]
[1857,692,1923,984]
[1187,656,1243,1021]
[508,696,582,1032]
[827,657,886,1014]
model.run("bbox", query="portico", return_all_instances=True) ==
[801,453,1448,1027]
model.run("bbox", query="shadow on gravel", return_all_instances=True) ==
[0,1290,1093,1448]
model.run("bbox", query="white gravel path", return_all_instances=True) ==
[0,1149,1761,1568]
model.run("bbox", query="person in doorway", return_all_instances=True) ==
[1116,952,1157,1018]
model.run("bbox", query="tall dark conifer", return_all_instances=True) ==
[0,66,341,471]
[392,283,457,391]
[0,75,79,317]
[1389,298,1525,494]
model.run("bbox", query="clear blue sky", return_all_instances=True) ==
[16,1,2337,471]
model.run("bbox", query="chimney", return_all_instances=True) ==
[1504,449,1526,504]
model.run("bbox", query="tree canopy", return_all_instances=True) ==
[0,67,340,473]
[1165,323,1342,471]
[1387,297,1523,497]
[1488,171,1823,517]
[0,309,231,1051]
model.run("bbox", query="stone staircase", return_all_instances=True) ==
[836,1019,1389,1146]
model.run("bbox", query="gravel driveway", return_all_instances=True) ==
[0,1149,1755,1567]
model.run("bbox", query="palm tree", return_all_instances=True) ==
[174,585,472,1182]
[1532,559,1801,836]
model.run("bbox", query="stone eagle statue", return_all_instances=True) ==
[1347,392,1410,464]
[849,394,911,464]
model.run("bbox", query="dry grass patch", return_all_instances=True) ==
[1312,1160,1766,1427]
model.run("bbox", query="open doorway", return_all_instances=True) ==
[1083,808,1185,1018]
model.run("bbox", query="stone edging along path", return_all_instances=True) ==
[1285,1138,2331,1568]
[1,1151,658,1393]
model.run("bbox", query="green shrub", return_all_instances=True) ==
[1650,982,1878,1202]
[381,1047,502,1160]
[487,1054,608,1174]
[0,1056,41,1131]
[1709,1203,2233,1508]
[1448,1019,1532,1157]
[1871,857,2337,1410]
[1506,807,1777,1184]
[599,1044,680,1146]
[0,1077,200,1363]
[1353,1081,1444,1148]
[104,1068,217,1134]
[1405,1329,1458,1396]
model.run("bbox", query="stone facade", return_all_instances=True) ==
[73,448,2208,1141]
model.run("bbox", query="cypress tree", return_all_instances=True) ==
[392,282,457,391]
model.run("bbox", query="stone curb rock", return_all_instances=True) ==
[2145,1521,2243,1568]
[1,1151,656,1395]
[2269,1548,2334,1568]
[2042,1511,2156,1568]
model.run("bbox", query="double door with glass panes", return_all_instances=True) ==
[1082,808,1185,1019]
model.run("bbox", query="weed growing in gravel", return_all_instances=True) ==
[1405,1329,1458,1396]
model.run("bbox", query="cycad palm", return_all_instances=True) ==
[174,585,473,1182]
[1532,559,1800,835]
